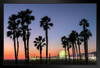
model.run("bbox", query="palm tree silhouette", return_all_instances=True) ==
[17,9,35,63]
[61,36,68,64]
[25,9,35,62]
[33,36,46,64]
[69,30,78,63]
[67,41,71,64]
[69,35,74,63]
[7,14,21,64]
[79,18,92,64]
[76,34,83,60]
[40,16,53,64]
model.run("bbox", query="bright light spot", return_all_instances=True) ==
[59,50,67,59]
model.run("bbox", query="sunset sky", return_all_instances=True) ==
[4,4,96,60]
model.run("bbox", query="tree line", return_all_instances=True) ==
[61,18,92,64]
[7,9,92,64]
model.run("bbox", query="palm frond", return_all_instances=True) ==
[48,23,53,27]
[86,23,89,27]
[42,43,46,47]
[80,18,89,27]
[87,29,92,36]
[9,16,13,21]
[34,41,39,44]
[39,36,42,41]
[7,25,12,30]
[30,16,35,20]
[79,21,83,26]
[61,36,68,48]
[35,37,39,41]
[33,41,36,43]
[37,46,40,50]
[26,9,32,14]
[47,17,51,22]
[43,16,48,21]
[8,21,13,24]
[34,44,37,46]
[40,21,44,27]
[42,38,45,43]
[82,18,87,23]
[7,31,13,37]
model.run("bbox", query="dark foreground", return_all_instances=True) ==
[4,59,96,65]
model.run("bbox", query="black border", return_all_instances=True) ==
[0,0,99,68]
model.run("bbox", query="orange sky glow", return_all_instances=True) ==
[4,39,96,60]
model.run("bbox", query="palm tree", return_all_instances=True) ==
[69,30,78,63]
[69,34,75,62]
[25,9,35,62]
[40,16,53,64]
[76,34,83,60]
[66,38,71,63]
[7,14,20,64]
[79,29,92,64]
[79,18,92,64]
[17,9,35,63]
[61,36,68,64]
[33,36,46,64]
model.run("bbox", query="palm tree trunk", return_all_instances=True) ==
[85,39,88,64]
[22,29,27,64]
[45,29,48,64]
[68,49,70,59]
[21,22,27,63]
[13,36,17,64]
[23,36,27,63]
[27,38,29,64]
[27,27,29,63]
[24,40,27,62]
[83,25,88,64]
[73,43,76,63]
[84,38,88,64]
[68,49,70,63]
[40,47,42,64]
[16,38,19,63]
[78,44,81,60]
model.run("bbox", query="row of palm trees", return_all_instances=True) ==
[7,9,92,64]
[33,16,54,64]
[7,9,53,64]
[7,9,35,64]
[61,18,92,64]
